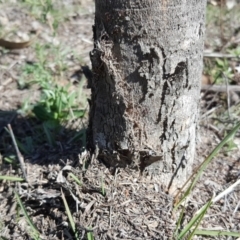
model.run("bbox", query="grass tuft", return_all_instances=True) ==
[174,122,240,239]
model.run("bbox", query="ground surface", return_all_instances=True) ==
[0,1,240,239]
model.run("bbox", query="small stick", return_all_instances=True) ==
[222,72,231,118]
[201,84,240,92]
[7,124,28,181]
[203,52,236,58]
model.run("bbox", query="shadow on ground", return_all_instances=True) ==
[0,109,86,168]
[0,109,92,239]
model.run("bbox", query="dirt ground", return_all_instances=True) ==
[0,1,240,239]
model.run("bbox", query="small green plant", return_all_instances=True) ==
[35,43,70,75]
[18,98,34,117]
[17,41,86,150]
[51,45,69,74]
[18,62,52,89]
[19,43,69,88]
[215,58,233,80]
[20,0,63,31]
[18,43,86,127]
[35,43,50,67]
[174,122,240,239]
[33,84,85,123]
[227,46,240,58]
[204,58,234,85]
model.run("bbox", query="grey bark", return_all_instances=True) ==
[89,0,206,191]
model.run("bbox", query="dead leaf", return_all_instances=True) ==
[0,38,32,49]
[0,31,40,49]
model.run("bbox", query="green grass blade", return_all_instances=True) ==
[72,109,85,118]
[43,122,54,146]
[67,129,86,144]
[68,173,81,186]
[0,175,24,181]
[194,229,240,237]
[175,122,240,210]
[174,204,186,238]
[25,136,34,153]
[187,200,212,240]
[87,228,94,240]
[15,139,30,155]
[14,190,40,239]
[61,189,78,239]
[178,200,212,239]
[3,156,18,165]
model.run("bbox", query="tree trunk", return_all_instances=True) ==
[89,0,206,191]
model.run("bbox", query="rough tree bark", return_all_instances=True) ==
[89,0,206,191]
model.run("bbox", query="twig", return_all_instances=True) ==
[212,179,240,204]
[7,124,28,181]
[201,107,219,119]
[109,205,112,229]
[203,52,236,58]
[195,178,240,216]
[222,73,231,118]
[201,85,240,92]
